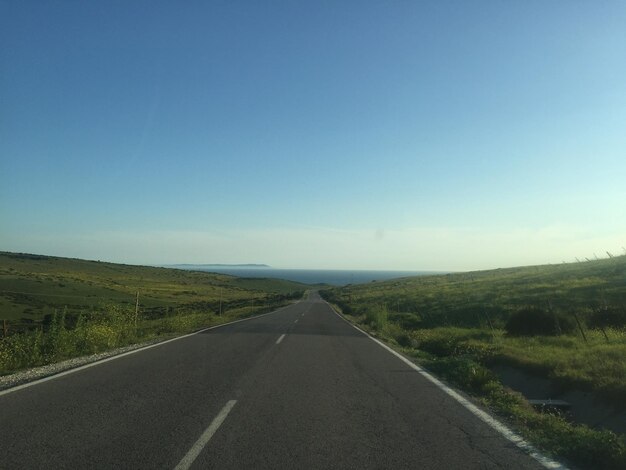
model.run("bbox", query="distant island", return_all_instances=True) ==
[166,263,271,269]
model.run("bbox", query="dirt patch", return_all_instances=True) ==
[491,364,626,435]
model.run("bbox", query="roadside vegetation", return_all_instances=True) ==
[321,255,626,469]
[0,252,305,374]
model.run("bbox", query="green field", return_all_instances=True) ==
[321,255,626,469]
[3,251,626,467]
[0,251,307,328]
[0,252,307,374]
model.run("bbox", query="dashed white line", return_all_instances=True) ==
[174,399,237,470]
[294,319,298,323]
[276,334,286,344]
[0,302,300,398]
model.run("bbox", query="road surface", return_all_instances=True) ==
[0,293,552,469]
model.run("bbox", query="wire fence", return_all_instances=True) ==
[0,288,302,338]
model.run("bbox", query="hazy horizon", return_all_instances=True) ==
[5,248,624,276]
[2,2,625,271]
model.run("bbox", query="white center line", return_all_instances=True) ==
[174,400,237,470]
[276,333,286,344]
[294,319,298,323]
[0,303,298,398]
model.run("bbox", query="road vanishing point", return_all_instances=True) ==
[0,293,560,469]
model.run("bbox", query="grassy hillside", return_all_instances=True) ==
[0,251,306,329]
[323,255,626,395]
[331,256,626,327]
[322,256,626,469]
[0,252,307,374]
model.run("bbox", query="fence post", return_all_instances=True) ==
[572,312,588,344]
[483,309,495,331]
[219,288,222,316]
[599,324,610,342]
[134,291,139,332]
[548,300,562,335]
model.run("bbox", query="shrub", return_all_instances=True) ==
[364,305,388,331]
[505,308,575,336]
[428,357,496,393]
[85,324,117,351]
[588,308,626,329]
[339,302,353,315]
[319,290,353,315]
[389,312,422,330]
[384,322,413,347]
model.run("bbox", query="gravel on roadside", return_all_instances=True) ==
[0,337,168,392]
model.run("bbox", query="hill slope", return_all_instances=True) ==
[327,255,626,329]
[0,252,307,328]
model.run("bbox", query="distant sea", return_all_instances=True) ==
[169,266,443,286]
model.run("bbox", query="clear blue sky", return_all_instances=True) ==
[2,1,625,270]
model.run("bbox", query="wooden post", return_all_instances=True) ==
[483,309,495,331]
[599,324,610,342]
[572,312,588,344]
[219,288,222,316]
[548,300,562,335]
[134,291,139,332]
[3,319,7,338]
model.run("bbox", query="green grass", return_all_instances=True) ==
[394,326,626,400]
[0,251,307,326]
[323,255,626,398]
[325,309,626,469]
[0,251,307,374]
[334,255,626,328]
[322,255,626,469]
[0,302,285,374]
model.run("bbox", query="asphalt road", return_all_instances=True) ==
[0,293,552,469]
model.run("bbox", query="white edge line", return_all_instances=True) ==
[173,399,237,470]
[276,333,286,344]
[323,300,568,470]
[0,303,296,398]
